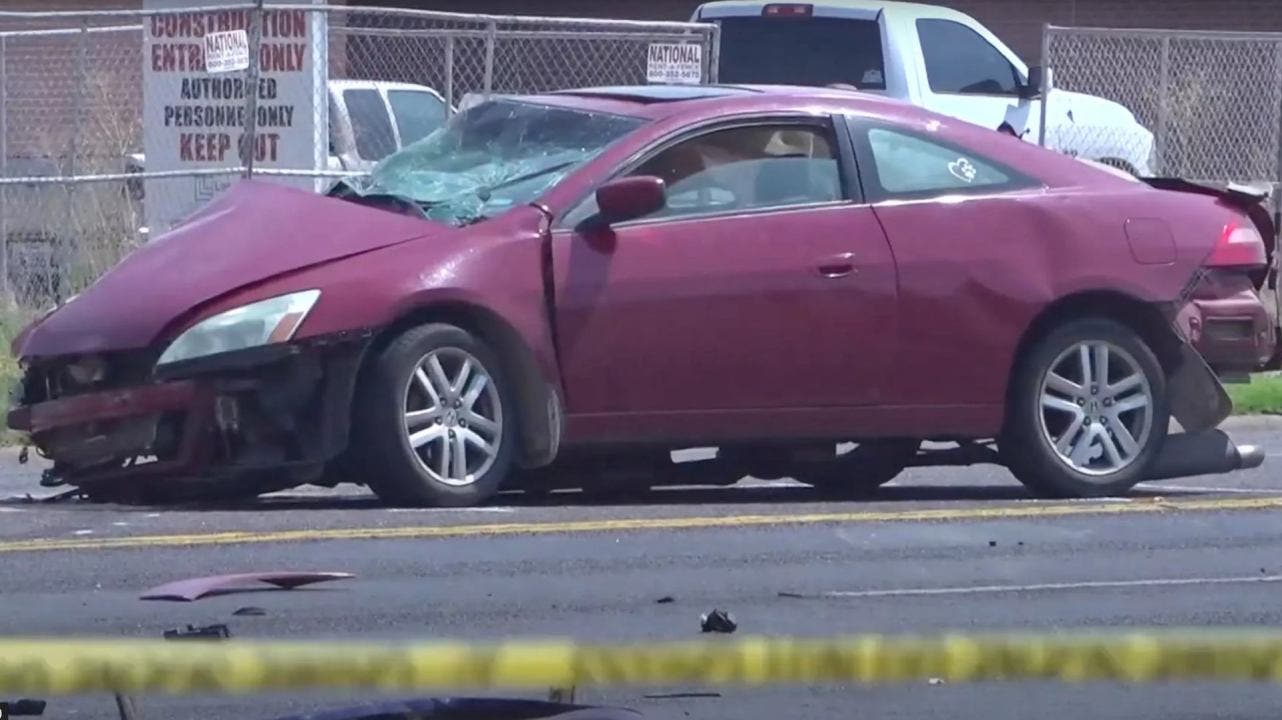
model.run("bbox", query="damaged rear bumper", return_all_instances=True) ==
[1176,292,1276,374]
[7,333,370,492]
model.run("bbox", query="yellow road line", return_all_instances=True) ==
[2,495,1281,555]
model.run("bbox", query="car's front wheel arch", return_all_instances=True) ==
[354,301,562,472]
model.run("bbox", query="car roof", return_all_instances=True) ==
[521,83,918,121]
[550,85,762,103]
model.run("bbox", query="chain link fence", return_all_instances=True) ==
[1041,25,1282,186]
[0,3,718,315]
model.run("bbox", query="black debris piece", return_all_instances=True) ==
[777,591,805,599]
[233,606,267,616]
[700,609,737,634]
[1017,541,1024,547]
[3,699,47,716]
[163,624,232,640]
[988,541,997,547]
[656,596,675,604]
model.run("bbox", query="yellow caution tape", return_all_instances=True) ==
[5,632,1282,695]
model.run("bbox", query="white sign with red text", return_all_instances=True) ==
[143,0,327,234]
[646,43,702,84]
[203,29,250,73]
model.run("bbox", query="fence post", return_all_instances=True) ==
[444,35,455,113]
[242,0,265,179]
[483,20,496,97]
[707,23,720,83]
[1038,23,1051,148]
[61,17,89,304]
[1156,36,1171,176]
[1,34,8,303]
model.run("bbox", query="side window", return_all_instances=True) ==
[343,88,397,161]
[865,127,1017,197]
[388,90,448,147]
[917,19,1020,95]
[605,124,843,223]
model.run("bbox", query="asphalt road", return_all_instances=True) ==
[2,419,1281,719]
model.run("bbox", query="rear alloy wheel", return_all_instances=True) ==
[794,439,920,495]
[1003,318,1168,498]
[356,324,514,507]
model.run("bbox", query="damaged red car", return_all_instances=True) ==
[8,84,1276,505]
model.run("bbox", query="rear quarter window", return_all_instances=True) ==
[862,126,1035,199]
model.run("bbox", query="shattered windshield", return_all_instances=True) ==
[339,98,644,226]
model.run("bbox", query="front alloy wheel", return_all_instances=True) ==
[356,324,515,506]
[403,347,504,487]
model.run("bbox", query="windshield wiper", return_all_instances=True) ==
[476,160,578,200]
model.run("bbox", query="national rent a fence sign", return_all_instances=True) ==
[142,0,327,233]
[646,43,702,85]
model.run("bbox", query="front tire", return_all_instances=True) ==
[1003,318,1168,498]
[354,323,515,507]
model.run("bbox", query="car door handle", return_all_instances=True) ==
[815,253,856,278]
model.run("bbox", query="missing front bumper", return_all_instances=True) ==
[8,336,369,492]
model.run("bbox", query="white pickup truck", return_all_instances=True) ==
[694,0,1155,175]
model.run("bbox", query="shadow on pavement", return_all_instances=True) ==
[125,480,1184,512]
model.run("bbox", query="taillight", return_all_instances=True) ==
[1206,221,1268,269]
[762,3,813,17]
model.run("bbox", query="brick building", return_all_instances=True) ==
[357,0,1282,61]
[2,0,1279,161]
[6,0,1282,60]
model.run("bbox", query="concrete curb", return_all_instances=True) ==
[1219,415,1282,432]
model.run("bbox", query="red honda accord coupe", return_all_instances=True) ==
[8,85,1275,505]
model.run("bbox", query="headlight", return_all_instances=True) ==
[156,289,321,367]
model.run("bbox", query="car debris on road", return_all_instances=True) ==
[141,571,354,601]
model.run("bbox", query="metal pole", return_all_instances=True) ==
[1,34,9,303]
[482,20,495,97]
[1037,23,1051,148]
[242,0,264,179]
[61,17,88,304]
[1156,36,1171,176]
[444,35,454,113]
[707,23,720,84]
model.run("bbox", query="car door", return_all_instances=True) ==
[846,119,1044,413]
[549,116,899,437]
[912,17,1039,139]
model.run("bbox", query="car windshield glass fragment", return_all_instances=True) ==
[344,99,644,226]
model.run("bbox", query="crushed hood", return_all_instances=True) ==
[18,180,441,358]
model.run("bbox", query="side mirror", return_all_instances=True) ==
[595,175,666,224]
[1020,66,1049,100]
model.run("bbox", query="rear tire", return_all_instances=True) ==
[1003,318,1168,498]
[354,323,516,507]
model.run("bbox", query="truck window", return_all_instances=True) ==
[715,17,886,90]
[343,88,397,161]
[388,90,448,147]
[917,19,1020,95]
